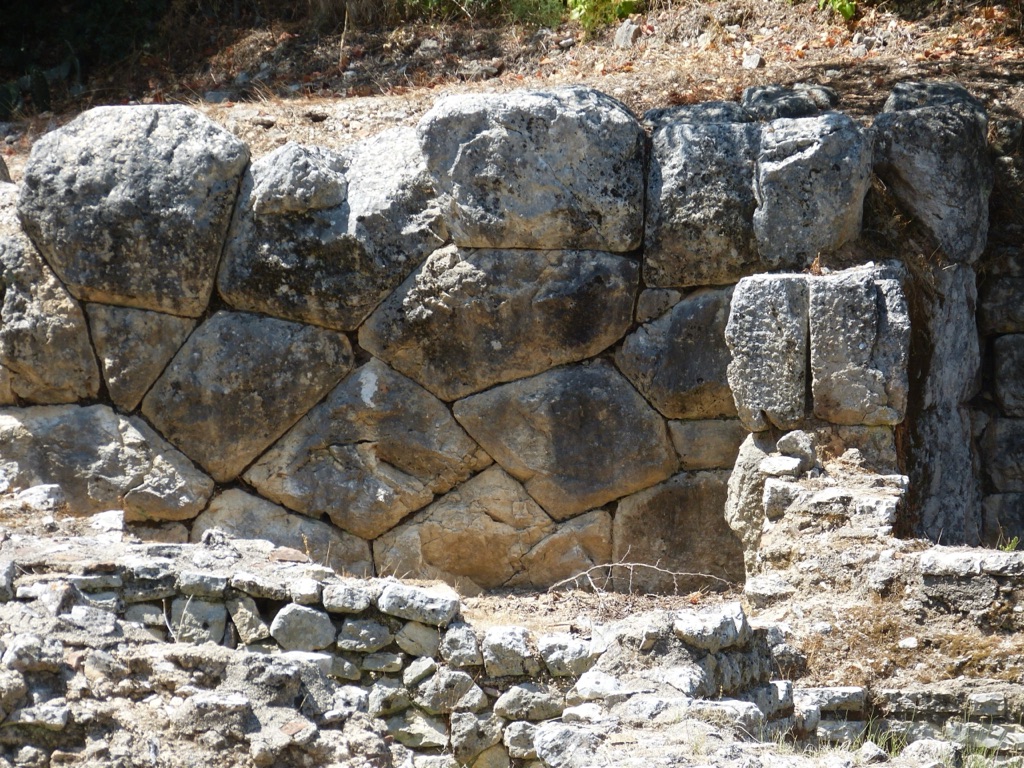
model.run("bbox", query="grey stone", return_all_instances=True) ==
[900,739,963,766]
[776,430,816,471]
[763,478,802,519]
[177,571,228,599]
[983,493,1024,544]
[229,571,288,601]
[494,683,564,721]
[362,652,404,672]
[726,274,809,431]
[451,712,506,763]
[404,656,438,687]
[794,687,867,714]
[441,623,484,668]
[0,183,99,403]
[244,358,490,539]
[754,113,871,267]
[809,264,910,426]
[532,723,603,768]
[510,510,612,591]
[359,245,638,402]
[336,619,394,653]
[981,419,1024,492]
[613,19,642,48]
[141,311,353,482]
[537,633,592,677]
[504,720,538,759]
[742,84,839,120]
[673,602,751,653]
[454,361,677,519]
[218,130,444,331]
[191,490,373,577]
[0,560,14,602]
[395,622,441,658]
[643,117,761,288]
[0,157,8,183]
[643,101,755,129]
[1,634,62,672]
[85,304,195,411]
[994,335,1024,416]
[612,471,745,594]
[225,595,270,644]
[170,597,227,644]
[368,677,411,717]
[386,709,449,749]
[980,278,1024,334]
[482,626,541,677]
[875,90,992,263]
[417,86,645,251]
[725,431,777,568]
[17,105,248,316]
[883,81,985,113]
[413,667,486,714]
[616,287,736,419]
[668,419,747,470]
[332,686,369,718]
[0,404,213,521]
[760,455,803,477]
[289,578,321,605]
[635,288,683,323]
[321,581,375,613]
[270,604,336,652]
[378,582,461,627]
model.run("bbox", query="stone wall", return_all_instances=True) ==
[0,80,1015,588]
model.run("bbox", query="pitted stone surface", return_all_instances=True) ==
[725,431,778,567]
[482,627,541,678]
[377,582,461,627]
[669,419,747,470]
[0,404,213,521]
[742,84,839,120]
[753,112,871,267]
[218,130,445,331]
[170,597,227,645]
[453,362,677,519]
[0,183,99,404]
[359,245,638,401]
[141,311,353,482]
[616,286,736,419]
[417,86,645,251]
[270,604,337,652]
[85,304,195,411]
[993,335,1024,417]
[726,274,809,431]
[17,105,248,316]
[643,110,761,288]
[245,359,490,539]
[191,489,373,577]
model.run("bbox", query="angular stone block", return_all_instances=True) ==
[668,419,748,470]
[418,86,645,251]
[809,264,910,426]
[919,265,980,409]
[726,274,809,431]
[190,489,373,577]
[612,471,745,594]
[244,359,491,540]
[643,110,761,287]
[0,183,99,403]
[616,286,736,419]
[511,510,611,590]
[742,84,839,120]
[453,361,677,519]
[17,105,248,316]
[360,245,638,402]
[981,418,1024,494]
[141,311,352,482]
[994,335,1024,417]
[0,404,213,521]
[981,278,1024,335]
[754,112,871,268]
[218,131,445,331]
[86,304,195,411]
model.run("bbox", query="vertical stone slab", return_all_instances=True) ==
[725,274,809,432]
[993,335,1024,417]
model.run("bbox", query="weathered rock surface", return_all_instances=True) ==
[995,336,1024,417]
[0,157,9,184]
[141,311,352,482]
[270,604,337,652]
[726,275,809,431]
[190,489,373,577]
[725,431,778,569]
[218,130,445,331]
[980,278,1024,334]
[0,404,213,521]
[980,419,1024,493]
[643,109,761,287]
[244,359,490,540]
[742,84,840,120]
[17,105,248,316]
[616,287,735,419]
[753,113,871,267]
[874,85,992,263]
[512,510,611,590]
[417,86,645,251]
[809,264,910,426]
[0,183,99,403]
[669,419,747,470]
[453,362,677,519]
[359,245,638,401]
[85,304,195,411]
[613,471,745,593]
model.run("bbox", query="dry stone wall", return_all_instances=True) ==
[0,80,1017,588]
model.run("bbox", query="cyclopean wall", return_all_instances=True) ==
[0,81,1013,590]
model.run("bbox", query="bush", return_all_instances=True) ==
[567,0,639,30]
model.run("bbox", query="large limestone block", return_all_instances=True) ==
[141,311,352,482]
[453,361,677,519]
[17,105,248,316]
[417,86,645,251]
[0,183,99,403]
[613,471,745,594]
[192,489,372,576]
[753,113,872,268]
[874,85,992,263]
[360,245,638,401]
[726,275,809,431]
[244,359,491,540]
[616,286,736,420]
[373,466,557,593]
[512,510,612,590]
[994,335,1024,417]
[218,131,445,331]
[86,304,195,411]
[0,404,213,521]
[809,264,910,426]
[669,419,747,470]
[643,108,760,288]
